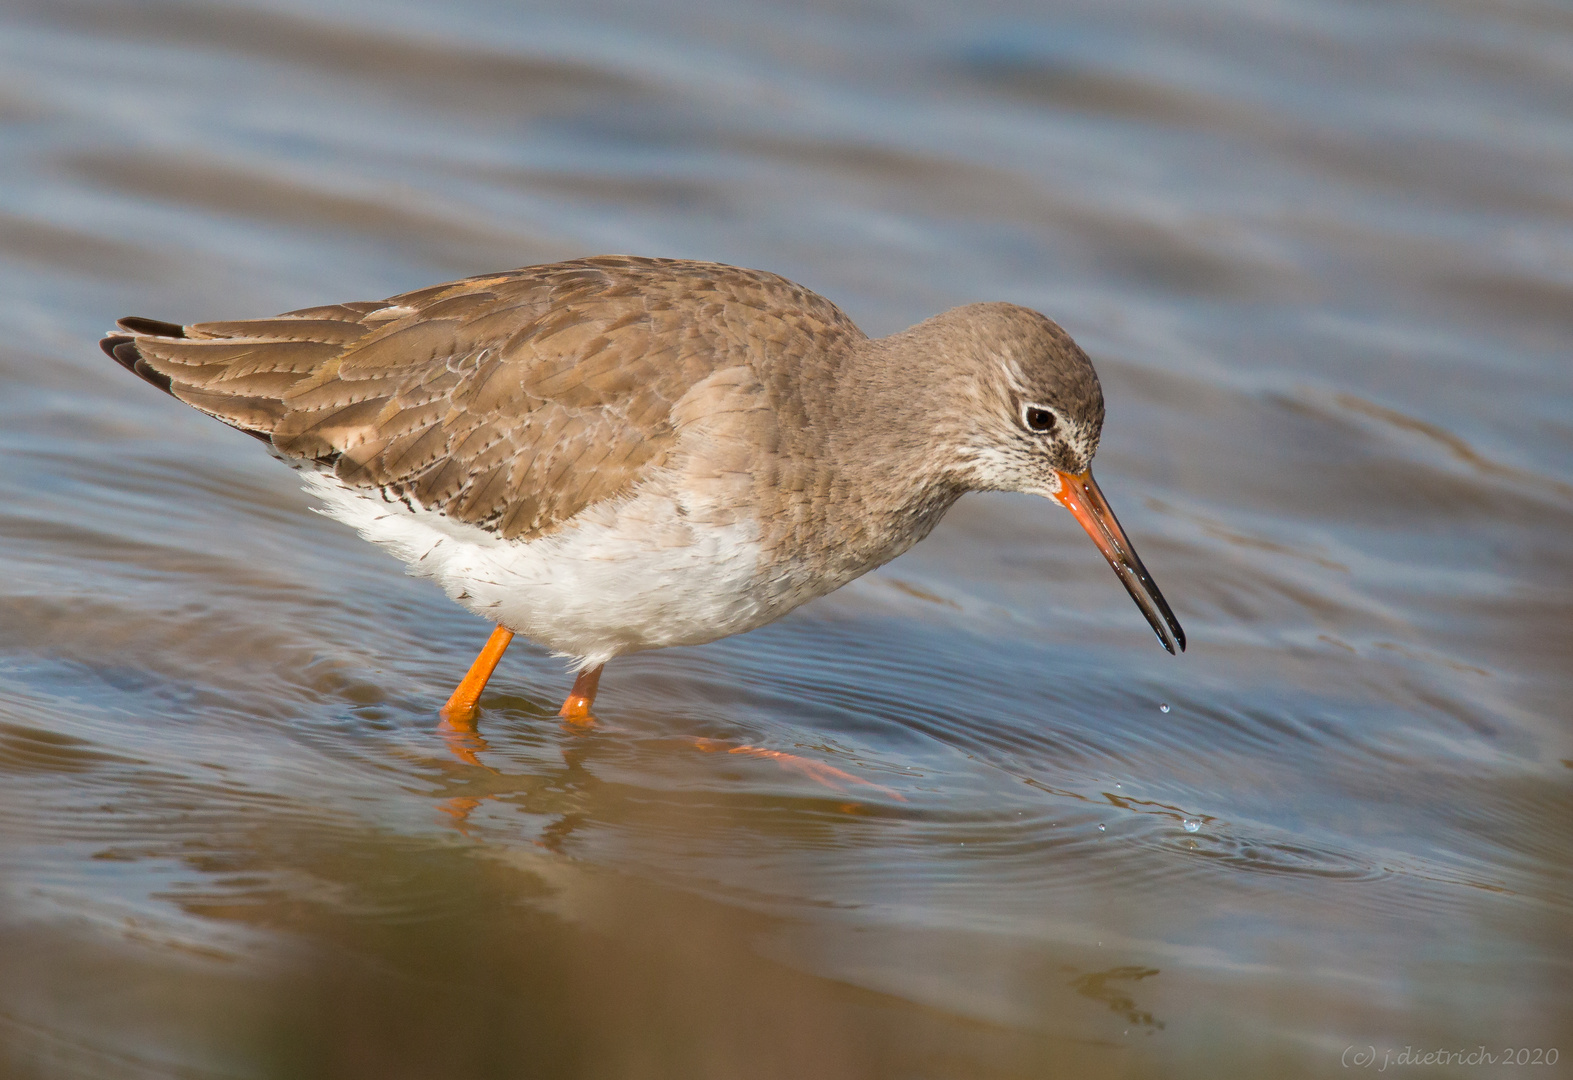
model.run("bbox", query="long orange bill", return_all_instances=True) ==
[1052,469,1186,654]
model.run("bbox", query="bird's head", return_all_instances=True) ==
[910,302,1186,654]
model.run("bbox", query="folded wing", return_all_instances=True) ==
[101,256,839,541]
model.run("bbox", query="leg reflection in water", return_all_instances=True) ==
[433,686,904,833]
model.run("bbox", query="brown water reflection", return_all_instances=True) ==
[2,0,1572,1076]
[1,835,1174,1080]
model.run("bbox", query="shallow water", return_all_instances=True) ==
[2,0,1571,1076]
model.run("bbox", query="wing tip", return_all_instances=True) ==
[100,333,136,368]
[116,316,187,338]
[100,334,174,394]
[102,316,189,382]
[103,316,187,385]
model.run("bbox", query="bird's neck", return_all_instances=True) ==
[831,319,977,491]
[795,324,973,567]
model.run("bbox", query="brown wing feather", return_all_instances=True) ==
[100,255,864,541]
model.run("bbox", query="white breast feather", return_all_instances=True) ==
[298,470,776,669]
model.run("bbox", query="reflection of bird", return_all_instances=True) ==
[102,256,1183,725]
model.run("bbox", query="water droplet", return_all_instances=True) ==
[1097,823,1106,832]
[1114,783,1122,789]
[1159,703,1171,713]
[1183,819,1200,833]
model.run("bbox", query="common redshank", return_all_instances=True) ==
[101,256,1184,725]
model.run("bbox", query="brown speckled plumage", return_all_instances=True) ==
[106,257,865,544]
[104,256,1103,576]
[102,254,1179,712]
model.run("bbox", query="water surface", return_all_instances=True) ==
[1,0,1570,1076]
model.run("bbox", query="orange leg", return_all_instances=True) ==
[558,664,603,724]
[438,625,515,729]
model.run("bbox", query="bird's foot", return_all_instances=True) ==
[557,664,603,727]
[438,701,480,730]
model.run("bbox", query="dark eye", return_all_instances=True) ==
[1024,405,1057,433]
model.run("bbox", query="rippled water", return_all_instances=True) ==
[2,0,1571,1076]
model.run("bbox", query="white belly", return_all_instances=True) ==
[298,470,795,669]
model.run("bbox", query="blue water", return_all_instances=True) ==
[1,0,1569,1076]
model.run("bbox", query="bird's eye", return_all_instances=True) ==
[1023,405,1057,433]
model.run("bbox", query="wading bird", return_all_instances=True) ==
[102,256,1184,726]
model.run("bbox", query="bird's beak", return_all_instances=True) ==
[1051,469,1186,654]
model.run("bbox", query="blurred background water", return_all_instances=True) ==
[1,0,1570,1076]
